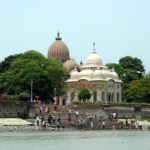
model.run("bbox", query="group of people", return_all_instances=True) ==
[66,109,106,129]
[35,112,61,131]
[125,117,142,129]
[34,105,144,131]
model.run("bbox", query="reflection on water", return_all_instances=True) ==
[0,130,150,150]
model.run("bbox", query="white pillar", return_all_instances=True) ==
[97,90,101,102]
[67,91,71,104]
[54,96,57,105]
[89,94,94,103]
[59,96,63,105]
[104,91,108,104]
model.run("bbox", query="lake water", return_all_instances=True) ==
[0,130,149,150]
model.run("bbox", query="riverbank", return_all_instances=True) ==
[0,118,149,132]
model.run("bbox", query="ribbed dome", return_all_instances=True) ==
[86,46,102,65]
[63,59,76,72]
[48,32,70,63]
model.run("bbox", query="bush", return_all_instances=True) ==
[78,87,91,102]
[18,91,30,101]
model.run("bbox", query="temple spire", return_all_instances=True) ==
[92,42,96,53]
[80,60,83,65]
[55,31,62,40]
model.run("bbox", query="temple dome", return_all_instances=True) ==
[63,59,76,72]
[78,69,93,78]
[86,44,102,65]
[111,68,119,79]
[93,68,104,79]
[101,69,112,79]
[48,32,70,63]
[70,67,79,79]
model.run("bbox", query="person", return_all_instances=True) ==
[68,109,72,115]
[112,124,116,130]
[67,114,72,125]
[56,114,61,130]
[42,120,46,130]
[98,119,102,129]
[125,118,128,127]
[36,115,40,126]
[102,121,105,129]
[54,105,57,111]
[41,115,44,125]
[90,118,94,128]
[75,111,79,118]
[113,112,116,120]
[48,114,52,125]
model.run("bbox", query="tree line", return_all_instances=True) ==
[0,50,66,102]
[0,50,149,103]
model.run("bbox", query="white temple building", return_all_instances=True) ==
[65,44,122,104]
[48,33,122,105]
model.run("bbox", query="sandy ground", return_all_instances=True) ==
[0,118,33,126]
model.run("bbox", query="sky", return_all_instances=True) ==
[0,0,150,72]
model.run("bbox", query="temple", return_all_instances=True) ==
[48,33,122,105]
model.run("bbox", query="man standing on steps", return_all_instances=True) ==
[56,114,61,130]
[102,121,105,129]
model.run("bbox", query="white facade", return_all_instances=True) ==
[65,46,122,104]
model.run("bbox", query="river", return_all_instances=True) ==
[0,130,149,150]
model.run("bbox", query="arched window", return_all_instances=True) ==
[112,93,114,102]
[117,93,120,101]
[102,92,105,101]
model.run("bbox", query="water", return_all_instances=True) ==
[0,130,150,150]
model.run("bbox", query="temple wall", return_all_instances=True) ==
[0,100,28,118]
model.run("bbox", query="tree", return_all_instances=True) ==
[0,54,22,73]
[126,74,150,103]
[107,56,146,102]
[0,50,67,102]
[78,87,91,102]
[119,56,145,79]
[106,63,125,80]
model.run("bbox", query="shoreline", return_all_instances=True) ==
[0,124,149,132]
[0,118,149,132]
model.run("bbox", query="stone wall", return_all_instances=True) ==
[70,104,150,119]
[0,100,150,119]
[0,100,28,118]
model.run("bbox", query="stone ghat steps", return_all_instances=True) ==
[36,104,121,130]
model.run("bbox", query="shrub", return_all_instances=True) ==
[18,91,30,101]
[78,87,91,102]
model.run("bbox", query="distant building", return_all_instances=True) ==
[48,32,122,105]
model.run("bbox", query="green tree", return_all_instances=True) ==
[119,56,145,79]
[0,54,22,73]
[107,56,145,102]
[78,87,91,102]
[0,50,66,102]
[126,74,150,103]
